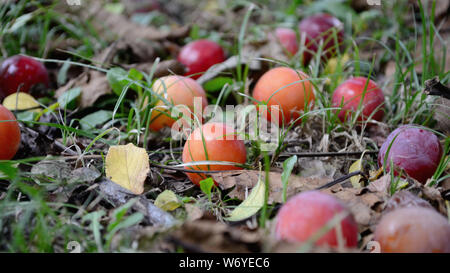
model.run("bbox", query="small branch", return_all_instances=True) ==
[151,163,241,174]
[54,141,78,156]
[280,150,378,158]
[315,171,363,190]
[424,77,450,100]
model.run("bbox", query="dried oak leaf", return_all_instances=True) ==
[211,170,329,204]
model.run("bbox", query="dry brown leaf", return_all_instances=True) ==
[94,40,158,65]
[55,60,186,108]
[421,186,448,215]
[211,170,329,204]
[169,219,262,253]
[367,174,391,193]
[432,96,450,135]
[86,3,189,42]
[321,185,386,231]
[384,190,433,213]
[184,204,204,222]
[55,71,110,108]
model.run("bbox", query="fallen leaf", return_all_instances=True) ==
[433,97,450,135]
[154,190,181,211]
[98,179,177,228]
[324,53,350,78]
[55,71,111,108]
[68,167,101,184]
[2,92,41,112]
[384,190,433,214]
[225,177,265,222]
[184,204,204,222]
[321,185,387,230]
[31,159,72,182]
[57,87,81,109]
[134,198,179,228]
[367,174,391,193]
[105,143,150,194]
[169,219,262,253]
[56,60,187,109]
[86,3,189,42]
[212,170,329,204]
[79,110,113,130]
[349,159,363,188]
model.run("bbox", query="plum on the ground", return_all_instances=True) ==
[275,191,358,248]
[377,125,442,183]
[275,28,299,56]
[0,55,49,99]
[177,39,226,80]
[0,105,21,160]
[182,122,246,186]
[374,207,450,253]
[298,13,344,64]
[252,67,315,125]
[332,77,385,123]
[149,75,208,131]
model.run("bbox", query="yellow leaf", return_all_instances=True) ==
[154,190,181,211]
[349,159,363,188]
[325,53,350,78]
[225,177,265,222]
[3,92,41,112]
[105,143,149,194]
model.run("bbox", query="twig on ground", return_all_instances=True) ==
[280,151,378,158]
[315,171,364,190]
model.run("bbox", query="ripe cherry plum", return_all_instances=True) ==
[298,13,344,64]
[275,191,358,248]
[332,77,385,123]
[252,67,315,125]
[182,122,246,186]
[0,105,21,160]
[378,125,442,183]
[0,55,49,99]
[374,207,450,253]
[177,39,226,80]
[149,76,208,131]
[275,28,299,56]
